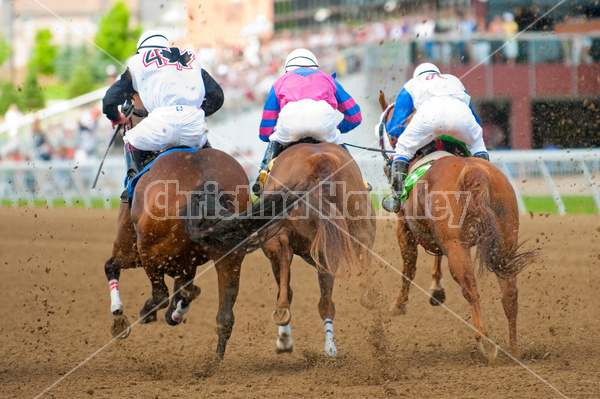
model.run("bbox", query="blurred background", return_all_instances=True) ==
[0,0,599,213]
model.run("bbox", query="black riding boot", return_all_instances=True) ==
[252,141,284,196]
[120,149,144,202]
[473,152,490,161]
[382,159,409,213]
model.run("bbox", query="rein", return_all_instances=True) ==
[377,102,396,167]
[343,142,395,154]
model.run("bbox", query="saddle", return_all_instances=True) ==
[259,138,371,190]
[409,136,469,167]
[127,146,199,200]
[258,138,324,187]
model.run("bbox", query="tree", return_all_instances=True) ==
[0,36,10,68]
[67,61,94,98]
[53,44,78,82]
[30,28,57,75]
[22,64,45,111]
[0,82,22,114]
[94,1,142,63]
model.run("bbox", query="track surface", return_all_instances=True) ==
[1,208,598,398]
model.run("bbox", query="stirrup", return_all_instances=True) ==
[473,152,490,161]
[252,170,269,196]
[382,194,402,213]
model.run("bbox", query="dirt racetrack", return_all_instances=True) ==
[1,207,599,398]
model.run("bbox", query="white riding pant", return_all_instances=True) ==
[269,99,343,145]
[393,97,486,161]
[124,105,207,151]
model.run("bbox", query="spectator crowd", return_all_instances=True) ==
[1,7,598,162]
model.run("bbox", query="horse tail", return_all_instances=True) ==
[459,163,533,278]
[182,181,303,254]
[303,153,361,278]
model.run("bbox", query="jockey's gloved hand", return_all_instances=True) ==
[111,112,129,129]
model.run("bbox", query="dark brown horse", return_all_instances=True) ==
[104,115,295,360]
[104,149,251,360]
[378,92,535,361]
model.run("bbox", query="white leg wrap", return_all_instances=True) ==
[323,318,337,357]
[171,300,190,324]
[276,324,293,353]
[109,279,124,314]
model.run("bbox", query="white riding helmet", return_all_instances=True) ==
[137,30,169,53]
[285,48,319,72]
[413,62,440,79]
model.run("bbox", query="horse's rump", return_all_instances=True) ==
[274,146,363,278]
[305,152,341,180]
[131,149,252,253]
[458,161,535,278]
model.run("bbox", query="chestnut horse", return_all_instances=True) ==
[378,92,535,361]
[187,142,377,357]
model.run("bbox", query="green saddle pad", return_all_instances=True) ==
[400,163,433,203]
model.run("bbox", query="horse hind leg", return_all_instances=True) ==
[165,273,201,326]
[139,271,170,323]
[390,220,418,315]
[429,255,446,306]
[214,254,243,360]
[318,271,337,357]
[446,243,498,363]
[106,202,141,338]
[268,235,293,327]
[498,275,519,356]
[359,246,383,310]
[105,257,124,316]
[275,324,294,354]
[105,257,130,339]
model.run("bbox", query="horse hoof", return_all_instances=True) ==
[165,312,182,326]
[111,315,131,339]
[429,289,446,306]
[478,339,499,363]
[140,312,157,324]
[361,289,383,310]
[271,308,291,326]
[275,337,294,354]
[389,304,406,316]
[324,339,337,358]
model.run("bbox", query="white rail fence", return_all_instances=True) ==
[0,150,599,214]
[0,157,124,208]
[489,149,600,216]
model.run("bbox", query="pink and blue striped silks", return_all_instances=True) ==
[259,68,362,142]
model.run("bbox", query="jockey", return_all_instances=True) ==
[382,62,488,213]
[102,30,224,201]
[252,48,362,195]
